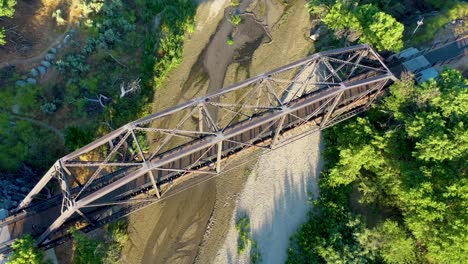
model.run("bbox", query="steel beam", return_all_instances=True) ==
[321,91,344,128]
[216,141,223,173]
[272,116,286,146]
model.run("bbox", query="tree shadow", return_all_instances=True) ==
[224,132,324,263]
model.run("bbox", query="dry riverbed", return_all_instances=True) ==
[120,0,319,263]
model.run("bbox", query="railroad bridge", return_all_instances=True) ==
[0,39,466,253]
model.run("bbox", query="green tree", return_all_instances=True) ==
[324,69,468,262]
[321,2,404,52]
[359,11,404,52]
[8,235,43,264]
[64,126,94,151]
[0,0,16,45]
[358,220,418,264]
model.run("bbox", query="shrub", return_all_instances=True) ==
[226,36,234,46]
[229,14,242,26]
[52,9,67,26]
[9,235,43,264]
[230,0,241,7]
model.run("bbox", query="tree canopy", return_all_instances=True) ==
[0,0,16,45]
[288,69,468,263]
[8,235,43,264]
[314,0,404,52]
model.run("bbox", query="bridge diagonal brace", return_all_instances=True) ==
[199,103,219,133]
[149,107,200,160]
[272,115,286,146]
[75,131,132,199]
[322,52,361,82]
[322,59,343,83]
[320,91,344,129]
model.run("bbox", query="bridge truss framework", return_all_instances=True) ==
[5,44,395,247]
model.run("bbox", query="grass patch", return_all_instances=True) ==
[411,2,468,45]
[236,216,262,263]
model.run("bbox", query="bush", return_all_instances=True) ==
[226,36,234,46]
[9,235,43,264]
[230,0,241,7]
[229,14,242,26]
[236,216,251,254]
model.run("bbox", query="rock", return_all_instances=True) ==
[38,66,47,76]
[15,178,25,184]
[309,33,320,41]
[11,104,20,114]
[31,68,39,77]
[15,80,26,87]
[26,78,37,85]
[0,209,8,220]
[70,28,77,34]
[57,44,62,49]
[41,60,52,68]
[45,53,56,60]
[63,34,70,44]
[49,47,57,54]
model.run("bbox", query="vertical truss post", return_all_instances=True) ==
[272,116,286,147]
[216,141,223,173]
[198,104,204,133]
[148,170,161,198]
[321,90,344,128]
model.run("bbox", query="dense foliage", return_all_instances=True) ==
[8,235,44,264]
[288,69,467,263]
[0,0,16,45]
[0,0,196,178]
[71,220,128,264]
[311,0,404,52]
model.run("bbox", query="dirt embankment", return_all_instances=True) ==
[121,0,317,263]
[0,0,79,66]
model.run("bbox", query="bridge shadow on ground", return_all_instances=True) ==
[219,132,324,264]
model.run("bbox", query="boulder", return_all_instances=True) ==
[41,60,52,68]
[63,34,70,44]
[0,209,8,220]
[31,68,39,77]
[15,80,26,87]
[46,53,56,60]
[49,47,57,54]
[38,66,47,76]
[26,78,37,85]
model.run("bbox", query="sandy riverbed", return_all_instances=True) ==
[120,0,318,263]
[213,132,323,264]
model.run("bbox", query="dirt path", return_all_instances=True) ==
[0,0,78,69]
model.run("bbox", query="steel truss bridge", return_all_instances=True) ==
[1,44,397,252]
